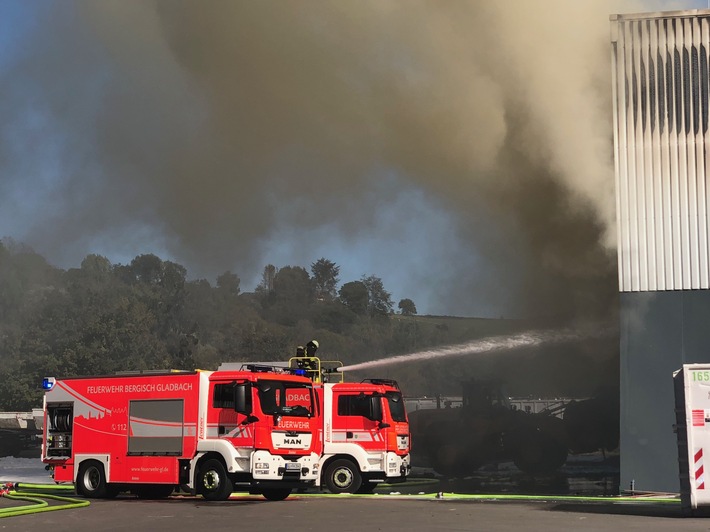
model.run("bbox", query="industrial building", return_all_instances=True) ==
[610,9,710,493]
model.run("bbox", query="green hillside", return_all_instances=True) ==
[0,243,618,410]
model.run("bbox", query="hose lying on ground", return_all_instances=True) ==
[0,482,89,518]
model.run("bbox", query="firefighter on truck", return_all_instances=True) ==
[41,367,322,501]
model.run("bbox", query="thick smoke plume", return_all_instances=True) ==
[0,0,661,318]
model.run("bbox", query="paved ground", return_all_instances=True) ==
[1,493,708,532]
[3,452,688,531]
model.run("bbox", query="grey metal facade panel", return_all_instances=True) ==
[611,13,710,292]
[620,291,710,493]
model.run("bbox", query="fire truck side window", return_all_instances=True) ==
[213,383,236,409]
[337,394,375,420]
[128,399,183,455]
[385,391,407,422]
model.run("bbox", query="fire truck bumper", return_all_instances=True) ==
[386,453,412,479]
[251,450,320,482]
[364,453,410,484]
[385,452,411,479]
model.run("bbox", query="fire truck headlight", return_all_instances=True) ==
[42,377,56,391]
[255,463,270,470]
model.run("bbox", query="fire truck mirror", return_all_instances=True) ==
[235,383,252,415]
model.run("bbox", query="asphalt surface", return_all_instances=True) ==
[2,492,709,532]
[2,451,695,531]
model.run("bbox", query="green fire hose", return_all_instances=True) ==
[0,482,89,518]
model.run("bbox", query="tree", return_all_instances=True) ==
[161,261,187,294]
[80,254,111,277]
[273,267,312,301]
[217,271,240,297]
[362,275,393,317]
[338,281,368,315]
[263,266,312,326]
[398,298,417,316]
[129,254,164,285]
[311,258,340,302]
[256,264,277,293]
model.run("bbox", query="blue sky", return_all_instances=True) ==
[0,0,705,319]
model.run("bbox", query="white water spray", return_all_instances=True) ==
[338,327,608,373]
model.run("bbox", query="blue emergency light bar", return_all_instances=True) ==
[42,377,56,390]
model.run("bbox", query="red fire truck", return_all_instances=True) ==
[288,356,411,493]
[41,367,321,501]
[317,379,411,493]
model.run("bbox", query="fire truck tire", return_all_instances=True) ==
[261,488,291,501]
[76,460,109,498]
[324,459,362,494]
[197,459,233,501]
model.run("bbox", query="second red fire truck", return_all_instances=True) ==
[288,355,411,493]
[317,378,411,493]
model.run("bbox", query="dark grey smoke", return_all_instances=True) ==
[0,0,653,319]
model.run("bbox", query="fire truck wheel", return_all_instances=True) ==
[76,460,109,498]
[262,488,291,501]
[198,459,233,501]
[324,459,362,494]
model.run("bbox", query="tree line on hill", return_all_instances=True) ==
[0,239,452,411]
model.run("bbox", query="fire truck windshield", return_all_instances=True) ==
[385,391,407,422]
[256,380,313,417]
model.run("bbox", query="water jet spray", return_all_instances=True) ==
[338,326,612,373]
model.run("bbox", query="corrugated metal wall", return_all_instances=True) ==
[611,12,710,292]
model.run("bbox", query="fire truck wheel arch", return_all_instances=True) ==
[324,458,362,494]
[317,445,376,480]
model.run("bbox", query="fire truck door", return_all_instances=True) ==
[212,382,254,445]
[335,393,380,450]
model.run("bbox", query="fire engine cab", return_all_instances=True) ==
[41,367,321,501]
[289,356,411,493]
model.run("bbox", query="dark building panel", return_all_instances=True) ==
[621,290,710,492]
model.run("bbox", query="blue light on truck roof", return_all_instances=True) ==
[42,377,55,390]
